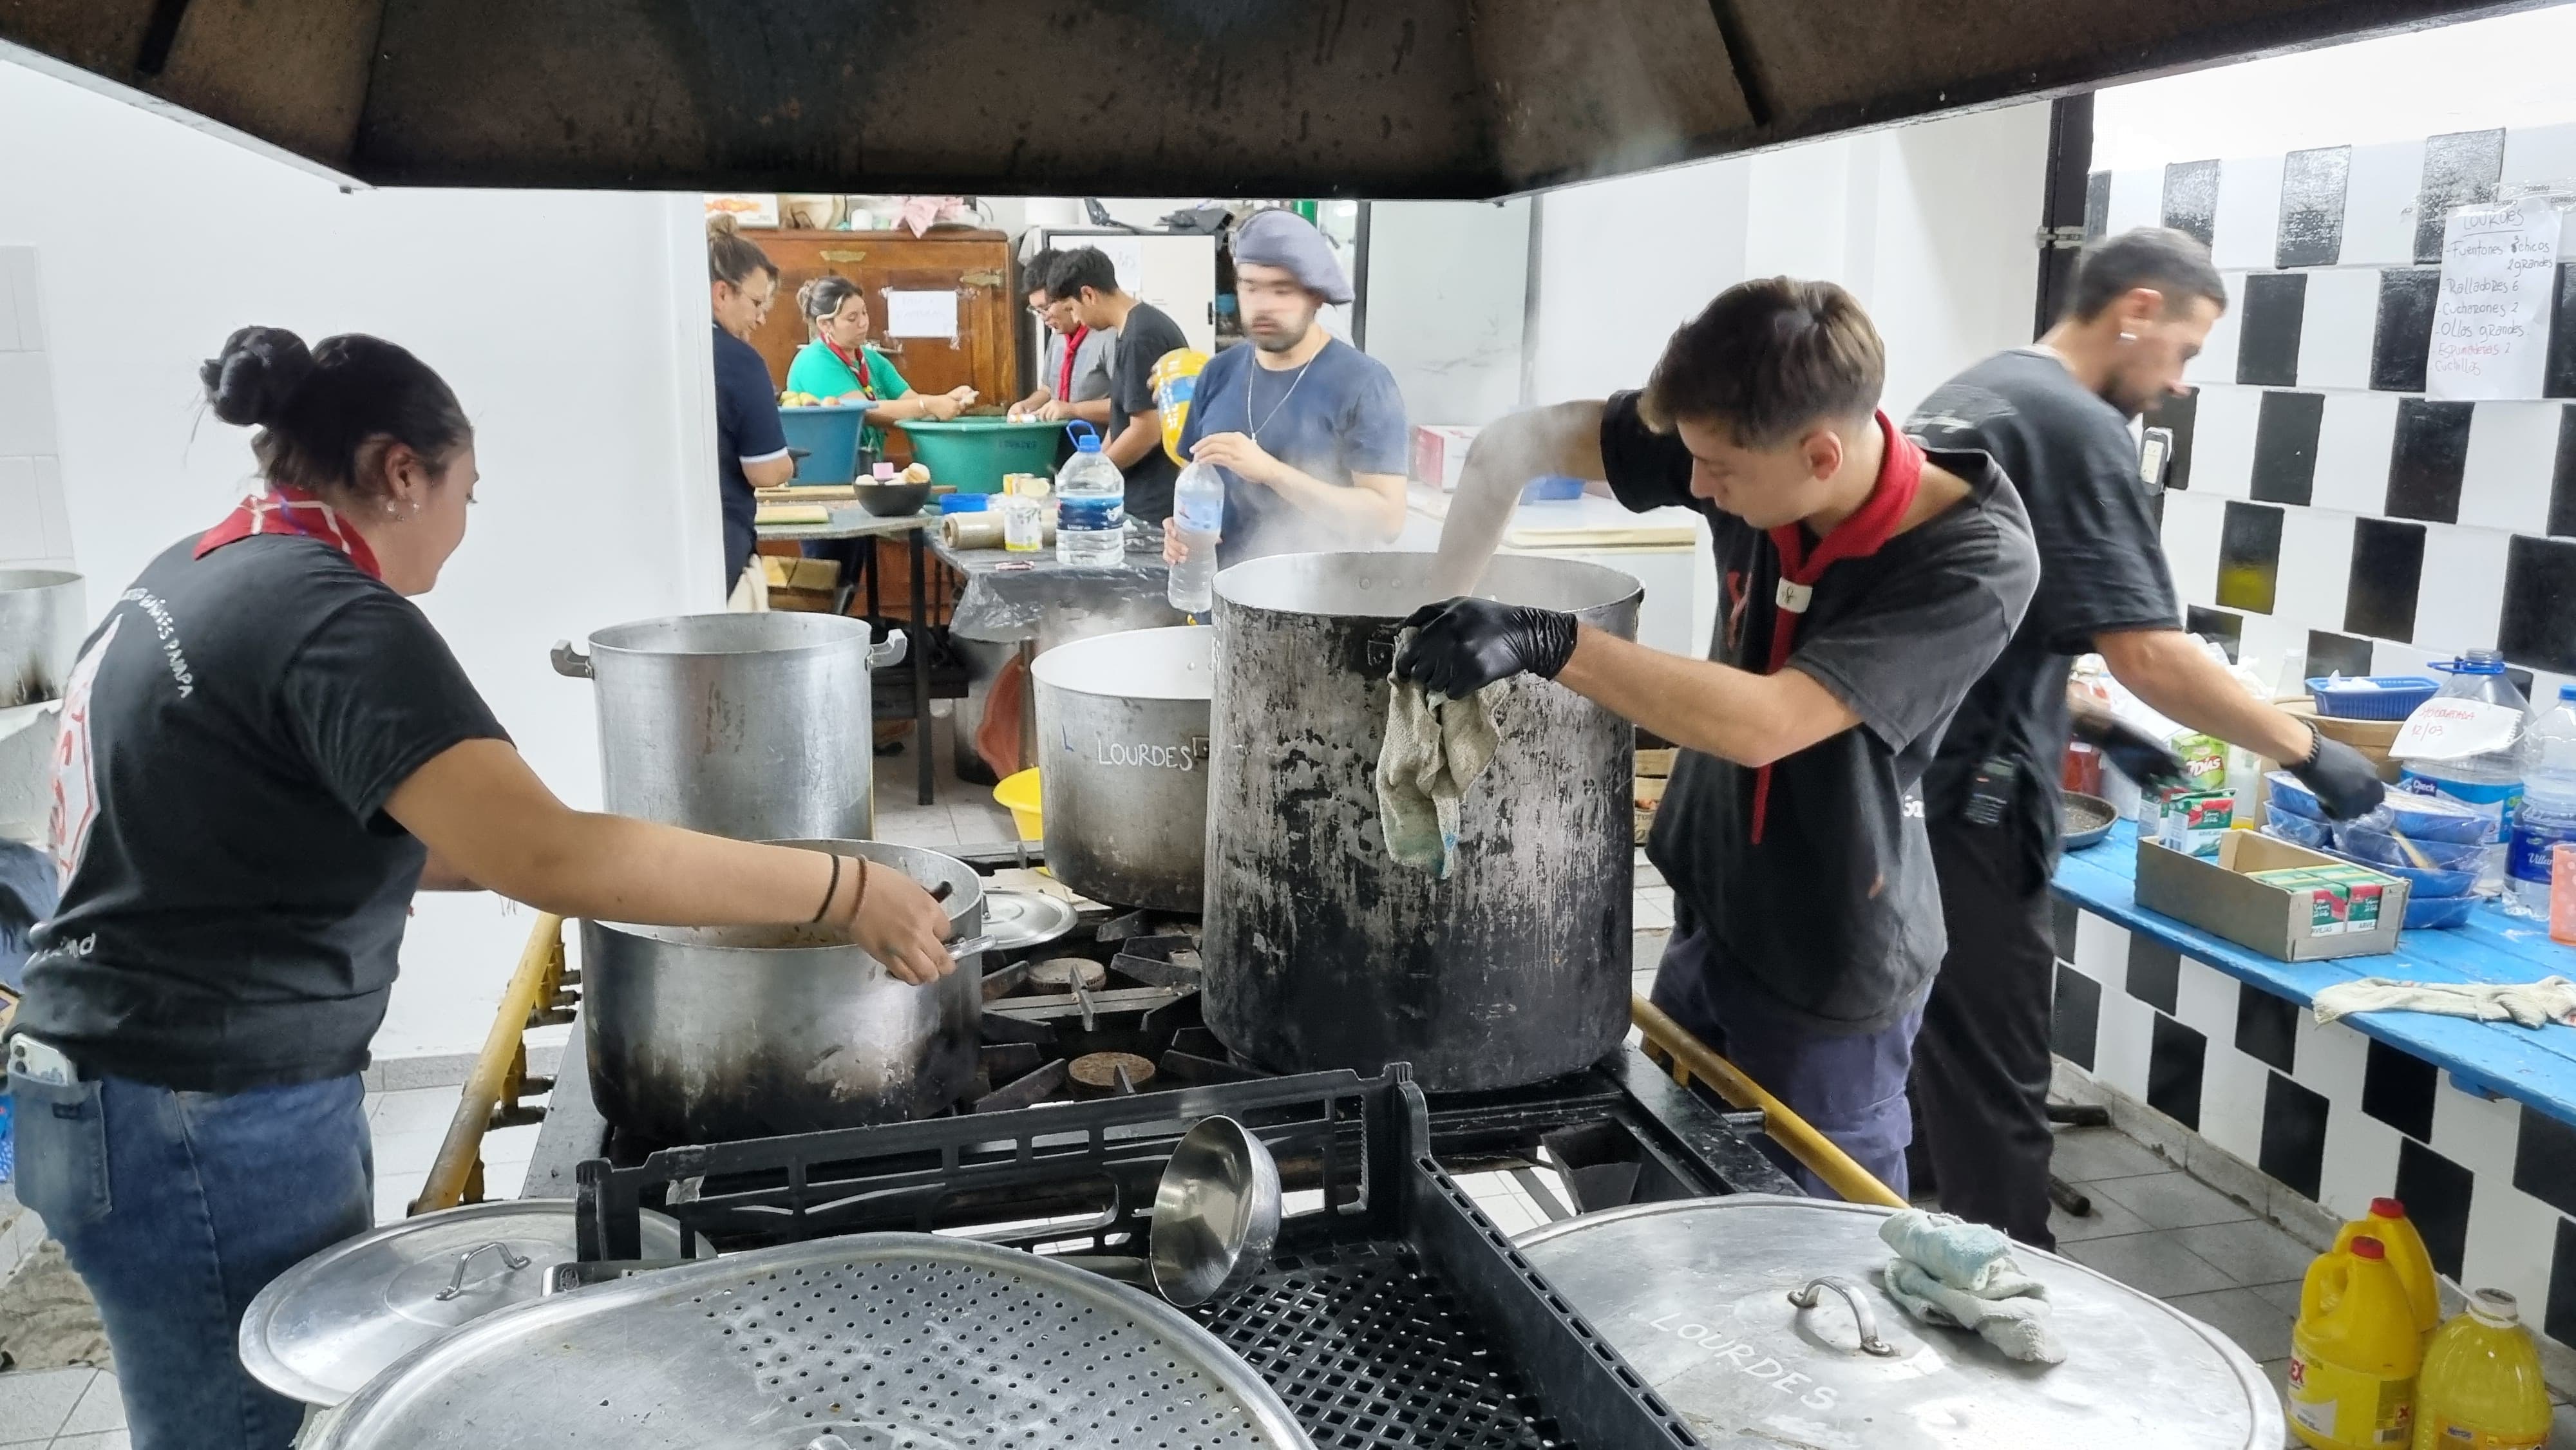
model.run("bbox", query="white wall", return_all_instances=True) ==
[1527,102,2050,420]
[1361,200,1531,427]
[0,247,70,572]
[0,59,721,1060]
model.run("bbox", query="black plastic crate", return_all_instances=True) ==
[574,1066,1699,1450]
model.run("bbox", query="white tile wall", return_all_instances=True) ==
[0,247,71,570]
[2188,274,2247,385]
[2458,400,2561,534]
[2316,1098,2406,1221]
[2211,161,2284,272]
[2341,138,2430,267]
[2309,392,2401,515]
[2105,167,2164,236]
[2411,525,2512,654]
[2431,1074,2528,1181]
[2460,1179,2562,1324]
[2293,268,2380,390]
[2173,956,2241,1042]
[2159,489,2229,606]
[2273,507,2358,625]
[2187,386,2261,498]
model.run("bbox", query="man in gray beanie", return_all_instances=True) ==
[1170,209,1410,565]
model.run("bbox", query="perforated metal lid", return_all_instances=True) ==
[312,1233,1313,1449]
[1515,1196,2281,1449]
[237,1200,702,1406]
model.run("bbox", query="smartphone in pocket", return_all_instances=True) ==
[7,1033,77,1087]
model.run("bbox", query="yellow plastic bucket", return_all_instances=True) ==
[994,769,1043,841]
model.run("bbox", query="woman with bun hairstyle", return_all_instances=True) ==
[5,326,958,1450]
[709,213,795,603]
[785,273,978,461]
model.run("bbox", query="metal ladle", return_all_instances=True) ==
[1054,1115,1283,1308]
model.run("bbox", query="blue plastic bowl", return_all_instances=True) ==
[2404,894,2478,930]
[2267,771,2325,820]
[778,404,867,484]
[2306,675,2439,720]
[2380,792,2494,844]
[2262,809,2333,849]
[2334,821,2487,872]
[1519,475,1586,503]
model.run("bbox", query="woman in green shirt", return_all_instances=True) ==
[787,276,977,458]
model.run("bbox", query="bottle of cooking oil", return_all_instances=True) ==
[2289,1236,2421,1449]
[2334,1198,2441,1336]
[2410,1288,2550,1449]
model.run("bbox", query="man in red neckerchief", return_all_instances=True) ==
[1408,279,2039,1199]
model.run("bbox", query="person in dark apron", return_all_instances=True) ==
[4,325,956,1450]
[1407,278,2040,1198]
[1903,227,2383,1247]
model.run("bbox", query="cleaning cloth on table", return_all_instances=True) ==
[1877,1209,2064,1364]
[2310,974,2576,1029]
[1376,628,1499,878]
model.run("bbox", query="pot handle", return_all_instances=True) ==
[1785,1276,1899,1356]
[550,641,594,679]
[868,628,909,670]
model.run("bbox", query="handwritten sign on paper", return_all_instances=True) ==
[884,289,958,341]
[2390,698,2522,762]
[2427,194,2562,400]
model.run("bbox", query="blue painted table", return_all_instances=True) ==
[2053,822,2576,1125]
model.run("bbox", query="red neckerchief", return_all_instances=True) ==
[194,484,384,580]
[1747,410,1923,843]
[1056,325,1090,399]
[822,334,879,400]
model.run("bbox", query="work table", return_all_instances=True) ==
[2054,820,2576,1126]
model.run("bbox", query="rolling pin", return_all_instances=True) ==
[941,514,1056,550]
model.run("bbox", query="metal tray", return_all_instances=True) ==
[576,1066,1700,1450]
[309,1233,1312,1449]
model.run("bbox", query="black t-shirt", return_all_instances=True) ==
[1906,350,2181,880]
[1109,301,1191,524]
[1602,393,2039,1031]
[713,325,789,589]
[19,534,510,1091]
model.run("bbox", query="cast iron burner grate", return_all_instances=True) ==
[1204,1243,1560,1450]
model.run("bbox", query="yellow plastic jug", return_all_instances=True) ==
[2289,1236,2422,1449]
[2334,1197,2441,1336]
[2411,1288,2550,1449]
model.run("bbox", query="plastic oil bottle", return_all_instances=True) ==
[2289,1235,2421,1449]
[2333,1198,2442,1337]
[2411,1288,2550,1449]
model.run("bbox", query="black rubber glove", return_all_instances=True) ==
[2068,708,2188,791]
[2287,724,2387,820]
[1394,597,1578,699]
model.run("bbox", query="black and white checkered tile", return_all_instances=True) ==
[2047,899,2576,1345]
[2090,127,2576,696]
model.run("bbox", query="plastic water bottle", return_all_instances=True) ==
[2400,650,2527,894]
[2508,685,2576,916]
[1055,422,1125,568]
[1166,461,1225,614]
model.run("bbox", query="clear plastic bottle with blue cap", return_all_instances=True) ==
[2508,684,2576,916]
[1055,421,1126,568]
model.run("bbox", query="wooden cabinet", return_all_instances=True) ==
[744,227,1018,465]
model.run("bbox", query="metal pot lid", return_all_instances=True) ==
[310,1232,1315,1449]
[1514,1196,2279,1449]
[238,1200,703,1406]
[978,887,1080,950]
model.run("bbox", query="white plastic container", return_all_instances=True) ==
[2400,651,2526,894]
[1055,422,1126,568]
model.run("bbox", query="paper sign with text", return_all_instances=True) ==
[2389,698,2523,762]
[2428,194,2562,400]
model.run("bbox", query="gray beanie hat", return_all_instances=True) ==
[1231,209,1354,306]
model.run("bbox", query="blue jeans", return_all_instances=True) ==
[8,1063,372,1450]
[1649,916,1925,1200]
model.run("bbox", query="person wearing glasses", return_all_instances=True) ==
[1009,248,1112,426]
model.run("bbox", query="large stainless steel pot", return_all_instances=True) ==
[1516,1197,2282,1447]
[582,839,981,1143]
[1205,552,1640,1091]
[551,612,905,842]
[0,569,84,708]
[1030,625,1213,912]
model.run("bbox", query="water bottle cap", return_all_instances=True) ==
[2349,1235,2386,1260]
[2369,1196,2407,1219]
[2444,652,2506,675]
[2561,684,2576,704]
[1066,420,1101,453]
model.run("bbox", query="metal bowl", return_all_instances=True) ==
[854,481,932,516]
[1148,1115,1282,1306]
[2064,790,2118,850]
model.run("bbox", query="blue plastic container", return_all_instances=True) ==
[2334,820,2488,872]
[2263,809,2332,849]
[777,404,867,484]
[2378,793,2493,845]
[1519,475,1586,503]
[2267,771,2325,820]
[937,493,990,514]
[2403,894,2477,930]
[2306,675,2439,720]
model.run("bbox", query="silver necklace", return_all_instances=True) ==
[1247,355,1314,443]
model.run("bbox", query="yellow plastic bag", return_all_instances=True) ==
[1151,348,1210,466]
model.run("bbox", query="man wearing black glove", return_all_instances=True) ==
[1410,278,2040,1198]
[1900,227,2385,1250]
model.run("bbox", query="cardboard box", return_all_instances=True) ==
[1410,425,1481,491]
[2135,832,2411,961]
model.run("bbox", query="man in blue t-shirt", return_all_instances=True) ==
[708,225,793,599]
[1172,211,1408,565]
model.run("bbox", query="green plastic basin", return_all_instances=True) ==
[893,419,1066,494]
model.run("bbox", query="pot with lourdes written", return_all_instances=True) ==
[1029,626,1213,912]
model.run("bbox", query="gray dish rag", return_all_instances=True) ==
[1376,628,1500,878]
